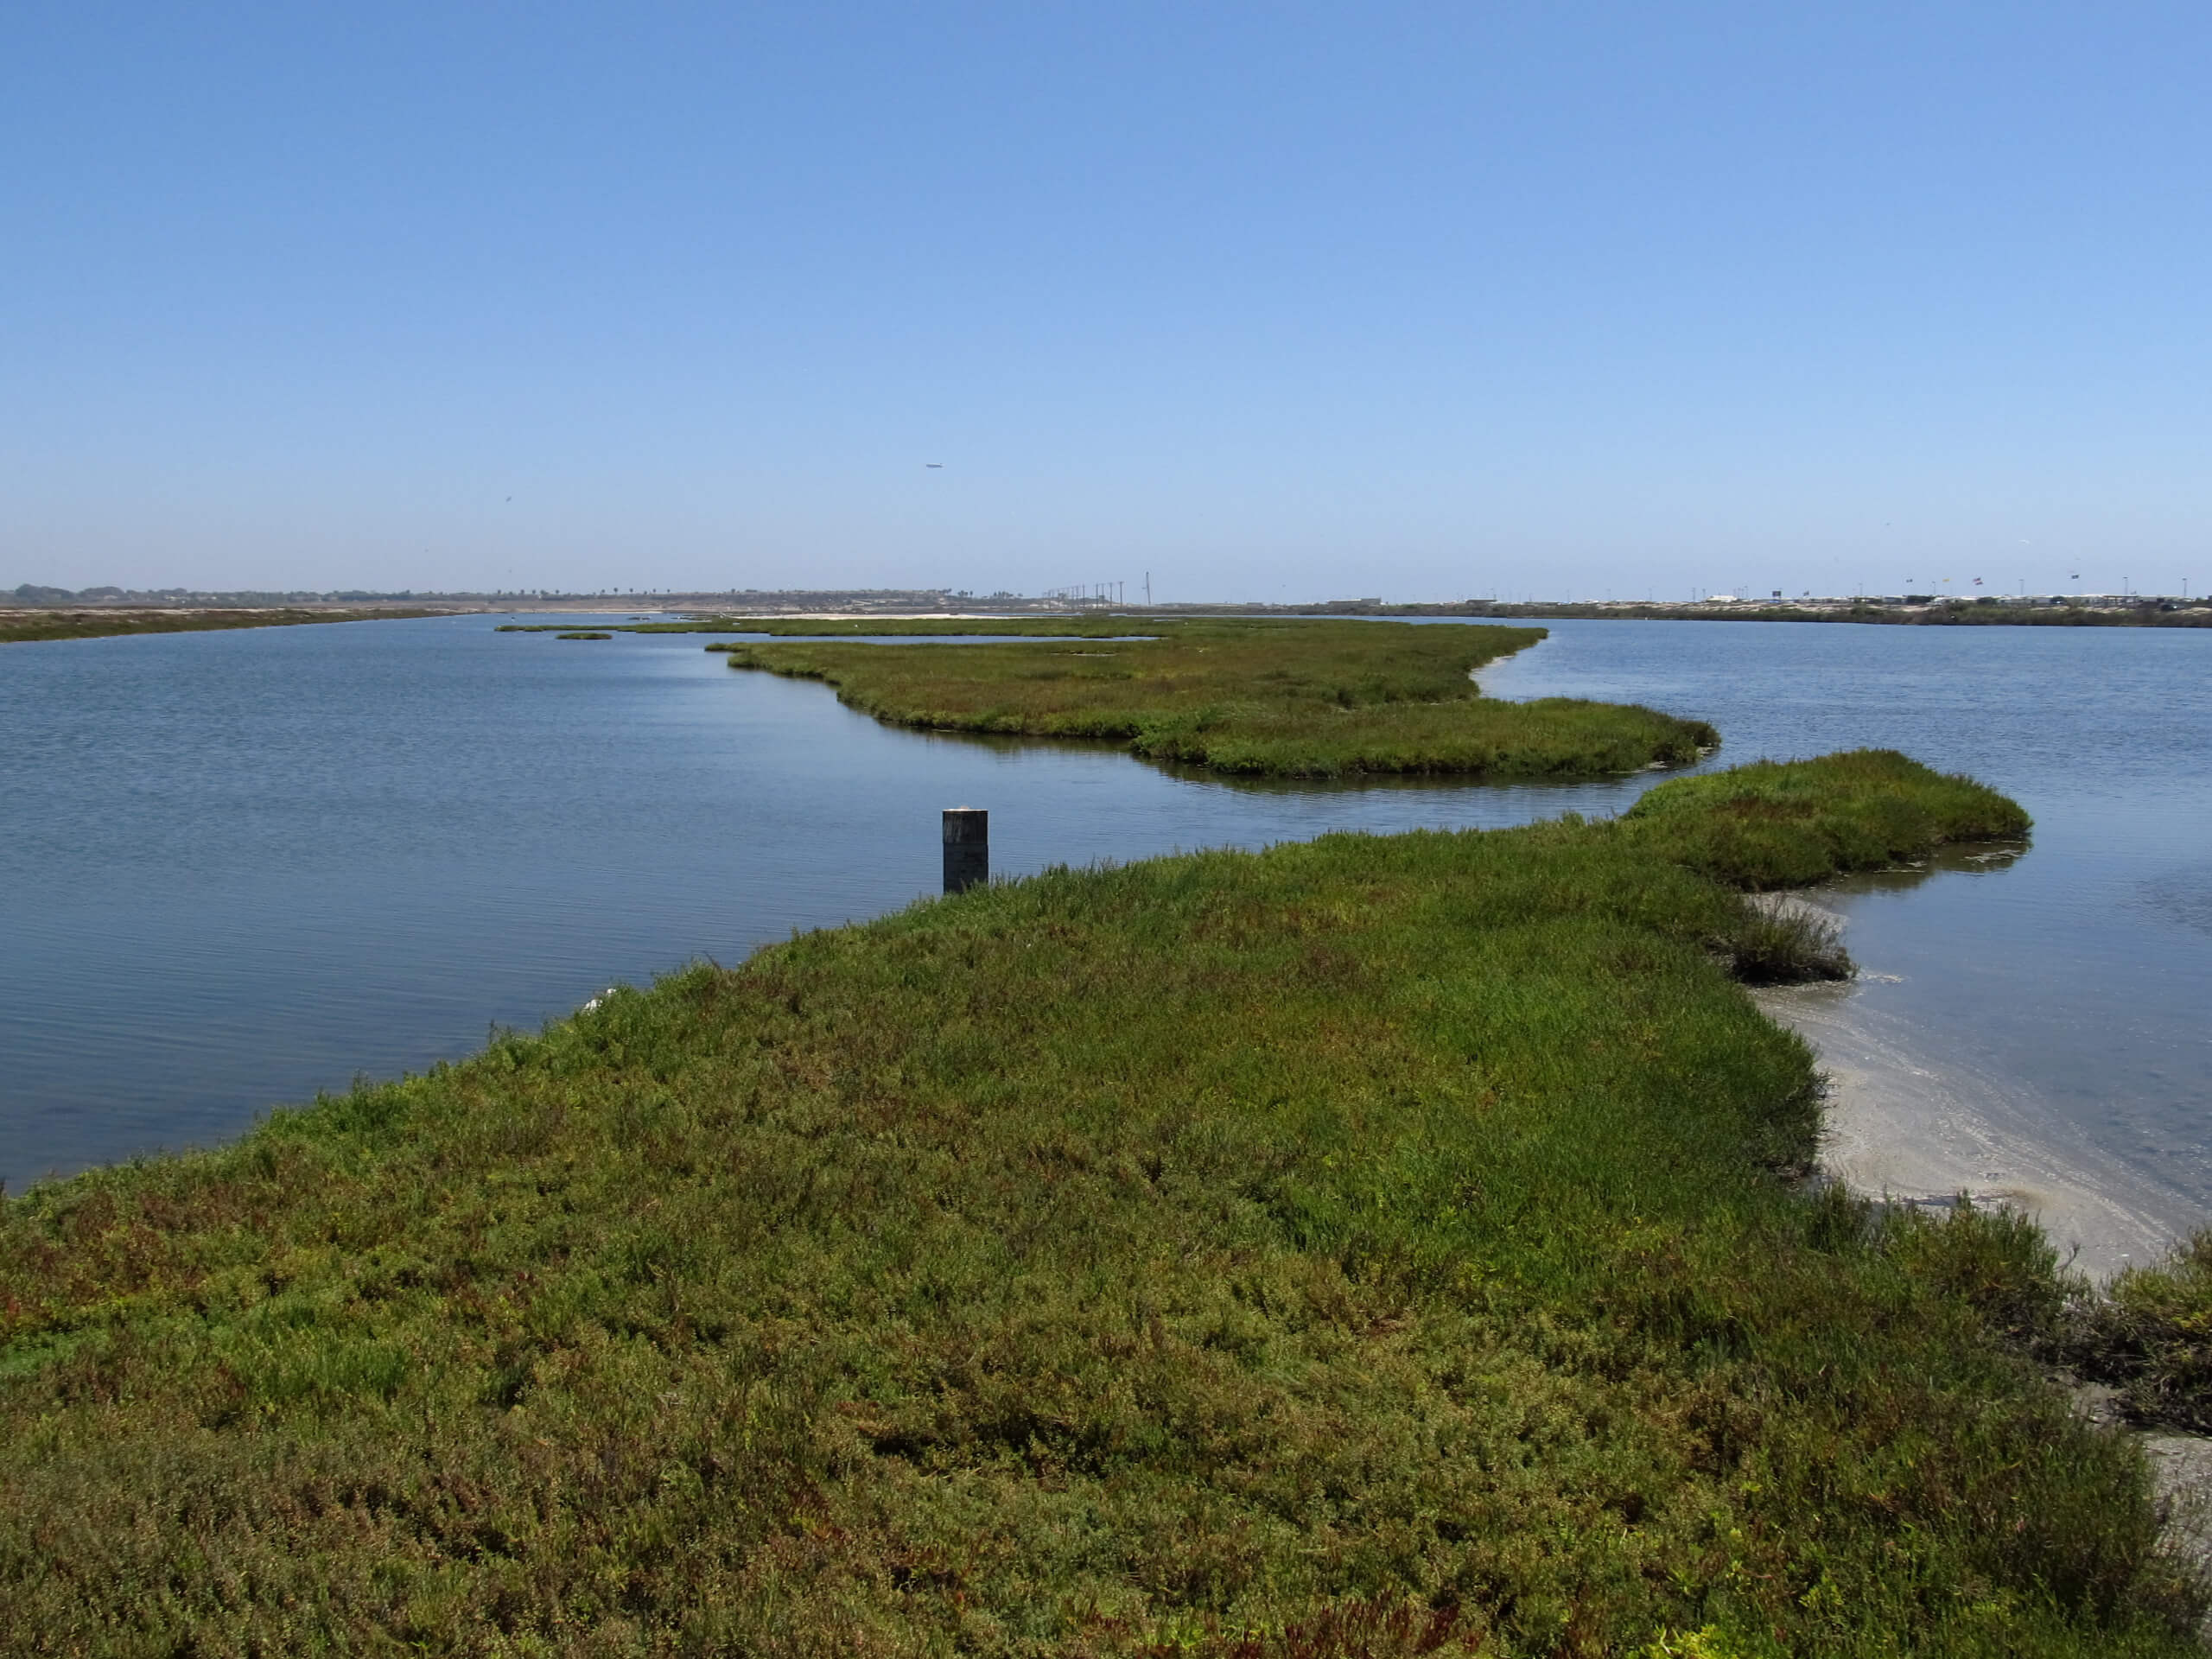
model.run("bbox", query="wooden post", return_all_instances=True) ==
[943,807,988,894]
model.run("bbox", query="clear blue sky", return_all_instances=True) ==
[6,3,2207,601]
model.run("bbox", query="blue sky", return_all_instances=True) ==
[6,3,2207,601]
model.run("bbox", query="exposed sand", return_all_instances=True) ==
[1749,897,2189,1281]
[1752,902,2212,1587]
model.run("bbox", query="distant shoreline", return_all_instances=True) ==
[0,607,444,645]
[1367,597,2212,628]
[10,586,2211,631]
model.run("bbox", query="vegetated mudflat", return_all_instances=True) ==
[0,607,435,645]
[703,617,1718,779]
[5,750,2202,1656]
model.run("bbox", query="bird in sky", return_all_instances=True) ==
[925,463,944,469]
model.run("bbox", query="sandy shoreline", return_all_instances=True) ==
[1753,910,2212,1586]
[1751,898,2191,1281]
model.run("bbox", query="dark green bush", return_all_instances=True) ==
[1719,900,1854,984]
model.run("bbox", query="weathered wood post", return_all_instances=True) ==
[943,807,988,894]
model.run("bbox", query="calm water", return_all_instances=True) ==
[3,615,2207,1242]
[0,615,1626,1190]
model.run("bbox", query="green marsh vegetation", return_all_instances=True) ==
[557,631,615,641]
[5,750,2201,1656]
[1716,904,1853,987]
[702,618,1719,780]
[0,607,433,645]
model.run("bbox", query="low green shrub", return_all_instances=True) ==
[1719,901,1853,984]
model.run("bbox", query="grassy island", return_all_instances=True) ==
[5,749,2201,1656]
[700,618,1717,779]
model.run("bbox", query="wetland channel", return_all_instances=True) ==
[3,611,2205,1268]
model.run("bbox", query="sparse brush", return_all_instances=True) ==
[2062,1230,2212,1430]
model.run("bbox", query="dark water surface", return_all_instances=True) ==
[3,614,2207,1235]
